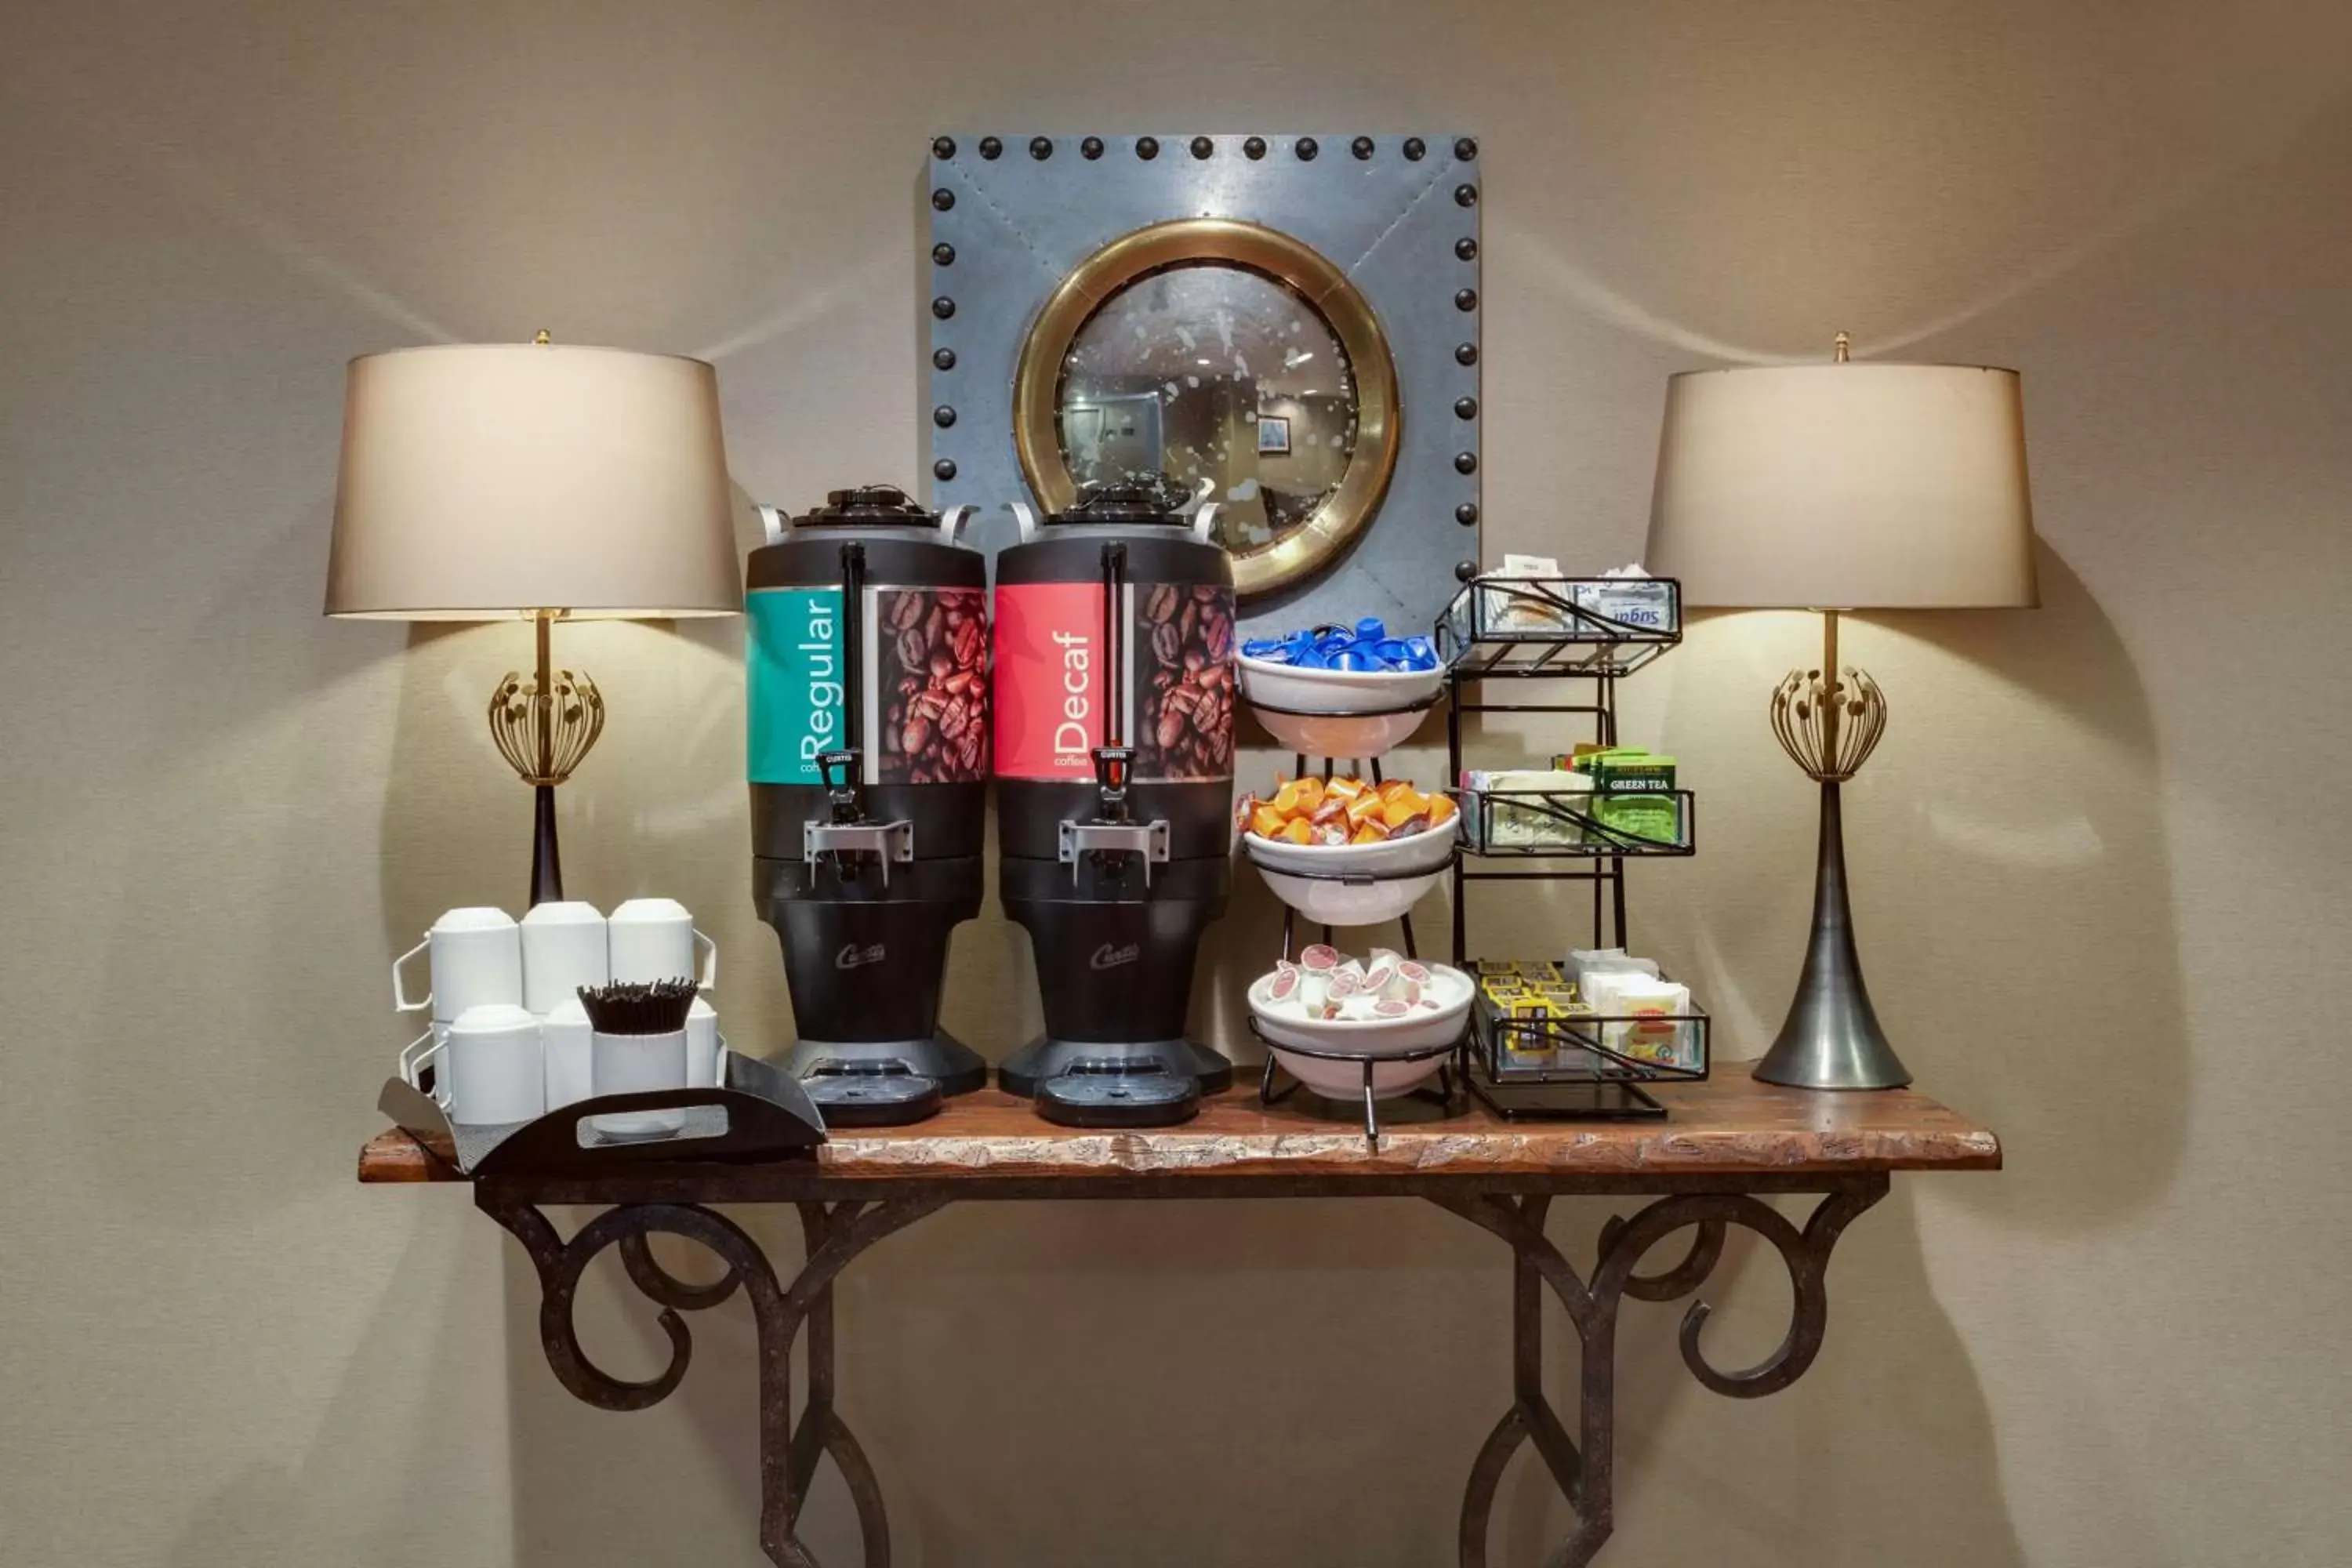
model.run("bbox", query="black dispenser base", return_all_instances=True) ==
[782,1032,987,1127]
[998,1036,1232,1128]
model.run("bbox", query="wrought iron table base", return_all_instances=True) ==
[1438,1176,1887,1566]
[481,1191,942,1568]
[481,1172,1887,1567]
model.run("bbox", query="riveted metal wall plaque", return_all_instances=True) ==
[924,132,1479,637]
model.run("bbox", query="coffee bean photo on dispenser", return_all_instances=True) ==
[1135,582,1236,780]
[874,586,989,784]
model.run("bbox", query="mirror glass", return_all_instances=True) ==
[1056,263,1359,555]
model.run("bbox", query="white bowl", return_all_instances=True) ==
[1238,655,1446,760]
[1280,1051,1453,1102]
[1248,962,1473,1099]
[1241,814,1459,926]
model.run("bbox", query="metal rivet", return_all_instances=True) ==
[1136,136,1160,160]
[978,136,1003,160]
[932,243,955,267]
[1454,136,1479,161]
[1455,237,1479,261]
[1352,136,1374,160]
[1454,183,1479,207]
[933,347,956,371]
[1454,559,1479,583]
[1296,136,1319,161]
[1029,136,1053,160]
[931,296,955,320]
[1082,136,1105,160]
[933,405,956,429]
[1454,396,1478,419]
[1455,343,1479,366]
[931,136,956,161]
[930,188,955,212]
[934,458,957,481]
[1244,136,1268,159]
[1454,451,1479,474]
[1403,136,1427,161]
[1456,503,1479,526]
[1455,288,1479,311]
[1189,136,1214,159]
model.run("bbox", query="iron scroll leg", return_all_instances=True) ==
[1434,1174,1889,1566]
[479,1189,946,1568]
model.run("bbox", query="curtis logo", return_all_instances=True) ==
[834,942,886,970]
[1088,942,1141,971]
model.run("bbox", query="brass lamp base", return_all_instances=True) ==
[1756,611,1910,1091]
[489,610,605,906]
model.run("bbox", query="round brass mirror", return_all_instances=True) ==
[1014,218,1401,598]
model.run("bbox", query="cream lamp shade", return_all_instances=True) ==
[325,342,740,619]
[1644,362,2037,608]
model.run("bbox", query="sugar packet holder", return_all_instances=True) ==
[1462,561,1679,641]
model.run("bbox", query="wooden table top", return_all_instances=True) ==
[358,1073,1998,1189]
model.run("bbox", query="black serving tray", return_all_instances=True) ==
[379,1047,827,1177]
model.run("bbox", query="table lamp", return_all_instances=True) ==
[326,336,740,904]
[1644,334,2036,1090]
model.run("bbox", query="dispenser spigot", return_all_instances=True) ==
[818,749,865,823]
[1091,745,1134,822]
[1058,745,1169,886]
[804,748,913,885]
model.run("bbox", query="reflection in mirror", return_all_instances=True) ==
[1057,263,1359,557]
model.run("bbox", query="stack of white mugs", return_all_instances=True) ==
[397,898,719,1128]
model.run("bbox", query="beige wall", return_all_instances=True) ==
[5,2,2350,1563]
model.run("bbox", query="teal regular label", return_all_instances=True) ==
[746,586,845,784]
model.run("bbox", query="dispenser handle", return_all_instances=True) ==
[937,503,977,544]
[1091,745,1134,822]
[757,503,789,546]
[817,749,865,821]
[1099,542,1126,749]
[1010,500,1038,543]
[838,541,867,785]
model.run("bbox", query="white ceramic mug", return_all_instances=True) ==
[542,997,594,1110]
[521,901,610,1014]
[408,1004,543,1125]
[592,1029,688,1138]
[607,898,717,991]
[394,907,523,1025]
[686,997,720,1089]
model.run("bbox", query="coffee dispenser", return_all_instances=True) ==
[993,477,1236,1126]
[746,485,989,1124]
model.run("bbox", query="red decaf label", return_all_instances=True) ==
[993,580,1235,782]
[993,581,1114,780]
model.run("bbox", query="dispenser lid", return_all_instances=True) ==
[1045,474,1197,528]
[795,485,939,528]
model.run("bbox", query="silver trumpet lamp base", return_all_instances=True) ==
[1755,616,1911,1091]
[1754,778,1910,1090]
